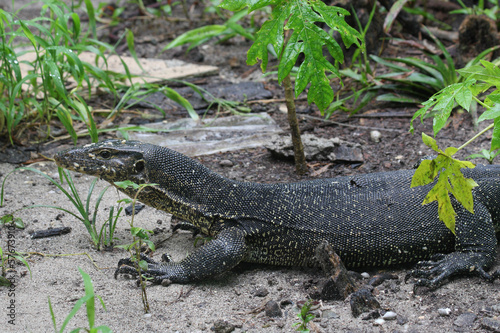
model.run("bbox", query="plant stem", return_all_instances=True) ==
[283,74,307,175]
[456,122,494,152]
[473,95,490,109]
[131,187,150,314]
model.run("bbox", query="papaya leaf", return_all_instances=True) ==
[457,60,500,88]
[410,79,476,135]
[221,0,361,112]
[411,133,477,234]
[492,117,500,152]
[477,103,500,122]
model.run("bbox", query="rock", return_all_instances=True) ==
[211,319,235,333]
[253,287,269,297]
[265,134,363,162]
[370,130,381,143]
[361,272,370,279]
[321,309,340,319]
[397,315,408,325]
[438,308,452,316]
[454,312,476,328]
[265,300,283,317]
[481,318,500,332]
[219,159,234,167]
[350,288,381,318]
[125,203,145,216]
[314,240,358,300]
[382,311,397,320]
[362,310,380,320]
[373,318,385,326]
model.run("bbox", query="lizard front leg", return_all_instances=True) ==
[115,226,248,284]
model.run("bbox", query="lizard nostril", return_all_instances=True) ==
[134,160,145,173]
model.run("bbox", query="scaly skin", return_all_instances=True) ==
[54,139,500,288]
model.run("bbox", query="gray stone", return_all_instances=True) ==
[321,309,340,319]
[265,134,363,162]
[481,318,500,332]
[454,312,476,327]
[211,319,235,333]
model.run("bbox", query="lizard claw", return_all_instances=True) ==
[115,253,183,285]
[405,252,498,289]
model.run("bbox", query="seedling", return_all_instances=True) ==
[114,180,159,313]
[468,149,500,164]
[0,246,31,287]
[1,167,123,250]
[48,267,111,333]
[292,300,316,332]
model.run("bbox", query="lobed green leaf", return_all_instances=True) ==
[411,133,477,233]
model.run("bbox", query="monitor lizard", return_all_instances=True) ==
[54,139,500,288]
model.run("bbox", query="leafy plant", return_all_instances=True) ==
[114,180,158,313]
[0,213,25,229]
[220,0,362,173]
[0,167,123,250]
[467,148,500,163]
[410,59,500,232]
[164,8,256,52]
[335,30,499,115]
[292,300,315,332]
[48,267,111,333]
[0,246,31,287]
[0,0,196,144]
[451,0,500,20]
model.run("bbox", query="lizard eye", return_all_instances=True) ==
[98,150,111,159]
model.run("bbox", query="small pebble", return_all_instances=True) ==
[382,311,397,320]
[322,309,340,319]
[438,308,452,316]
[481,317,500,332]
[219,159,234,167]
[370,130,381,142]
[253,287,269,297]
[373,318,385,326]
[265,300,282,317]
[361,272,370,279]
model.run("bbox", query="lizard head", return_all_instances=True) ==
[54,139,149,184]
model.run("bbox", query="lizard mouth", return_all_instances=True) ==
[54,150,102,176]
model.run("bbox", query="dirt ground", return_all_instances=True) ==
[1,0,500,332]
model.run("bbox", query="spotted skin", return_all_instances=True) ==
[54,140,500,288]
